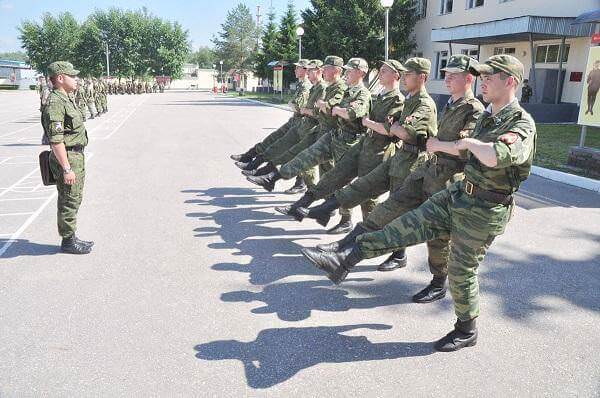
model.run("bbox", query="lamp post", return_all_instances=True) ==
[219,60,224,92]
[380,0,394,60]
[296,27,305,61]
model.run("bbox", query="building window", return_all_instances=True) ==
[440,0,453,14]
[466,0,484,9]
[535,44,570,63]
[412,0,427,19]
[493,47,516,55]
[461,48,479,58]
[435,51,448,80]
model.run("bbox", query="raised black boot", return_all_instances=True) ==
[317,223,367,252]
[296,196,341,227]
[242,162,276,177]
[301,243,364,285]
[412,275,447,303]
[284,176,307,195]
[230,146,257,162]
[61,236,92,255]
[274,192,315,221]
[326,213,353,235]
[377,249,407,272]
[235,155,265,171]
[434,318,478,352]
[246,170,282,192]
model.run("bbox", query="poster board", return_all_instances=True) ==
[577,46,600,127]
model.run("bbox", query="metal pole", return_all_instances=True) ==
[105,42,110,77]
[298,36,302,61]
[555,36,566,104]
[579,125,587,147]
[448,41,453,55]
[528,33,537,103]
[474,44,481,96]
[385,8,390,60]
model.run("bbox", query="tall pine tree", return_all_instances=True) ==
[256,10,280,81]
[277,1,299,87]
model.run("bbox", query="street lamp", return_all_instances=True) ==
[296,26,305,61]
[380,0,394,60]
[219,60,224,91]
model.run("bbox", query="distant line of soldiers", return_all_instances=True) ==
[107,80,163,95]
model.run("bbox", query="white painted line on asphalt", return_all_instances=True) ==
[0,212,35,217]
[0,168,38,198]
[0,113,38,126]
[0,123,38,138]
[0,158,10,165]
[0,197,48,202]
[97,97,146,140]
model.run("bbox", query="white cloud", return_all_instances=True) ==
[0,1,14,11]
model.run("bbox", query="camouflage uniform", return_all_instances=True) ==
[357,98,536,321]
[278,58,372,218]
[74,84,88,121]
[42,64,89,239]
[85,79,98,117]
[334,81,438,210]
[307,79,404,219]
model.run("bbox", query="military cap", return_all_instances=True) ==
[469,54,524,83]
[404,57,431,74]
[441,54,478,73]
[380,59,407,74]
[47,61,79,77]
[323,56,344,67]
[343,57,369,73]
[293,59,311,68]
[306,59,324,69]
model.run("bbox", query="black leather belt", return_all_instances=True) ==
[432,155,466,168]
[463,180,513,205]
[401,143,422,154]
[65,145,85,153]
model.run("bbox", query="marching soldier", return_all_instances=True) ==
[301,55,536,352]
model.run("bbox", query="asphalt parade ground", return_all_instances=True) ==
[0,89,599,396]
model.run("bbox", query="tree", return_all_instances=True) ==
[300,0,416,72]
[19,12,80,75]
[188,46,216,69]
[211,4,260,75]
[277,1,299,87]
[255,10,280,80]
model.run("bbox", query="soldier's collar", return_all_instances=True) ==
[485,98,518,116]
[52,89,69,100]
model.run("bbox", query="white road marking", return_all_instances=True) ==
[0,212,35,217]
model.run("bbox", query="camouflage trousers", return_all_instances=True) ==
[356,180,513,321]
[49,151,86,238]
[335,150,427,210]
[86,101,97,117]
[101,95,108,112]
[279,128,362,217]
[310,134,395,220]
[362,161,465,277]
[255,116,300,154]
[78,103,88,121]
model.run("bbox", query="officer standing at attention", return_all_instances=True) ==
[301,55,536,352]
[43,61,94,255]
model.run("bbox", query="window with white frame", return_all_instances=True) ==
[461,48,479,58]
[466,0,484,9]
[493,47,516,56]
[535,44,570,63]
[435,51,448,79]
[440,0,453,14]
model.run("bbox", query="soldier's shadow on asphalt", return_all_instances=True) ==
[0,239,60,258]
[194,323,434,389]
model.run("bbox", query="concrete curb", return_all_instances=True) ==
[531,166,600,193]
[235,96,600,194]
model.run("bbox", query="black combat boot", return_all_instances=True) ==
[412,275,447,303]
[317,223,367,252]
[284,176,307,195]
[235,155,265,171]
[326,213,353,235]
[377,249,407,272]
[296,196,341,227]
[242,162,276,177]
[230,146,257,162]
[434,318,478,352]
[61,236,92,255]
[274,192,315,221]
[74,235,94,248]
[246,170,282,192]
[301,243,364,284]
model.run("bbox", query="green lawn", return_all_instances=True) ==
[535,124,600,178]
[229,91,293,105]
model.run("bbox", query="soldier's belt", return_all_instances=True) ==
[65,145,85,153]
[401,142,423,154]
[432,155,466,168]
[463,180,513,205]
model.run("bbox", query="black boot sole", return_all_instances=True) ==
[412,289,447,303]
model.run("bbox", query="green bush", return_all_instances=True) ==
[0,84,19,90]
